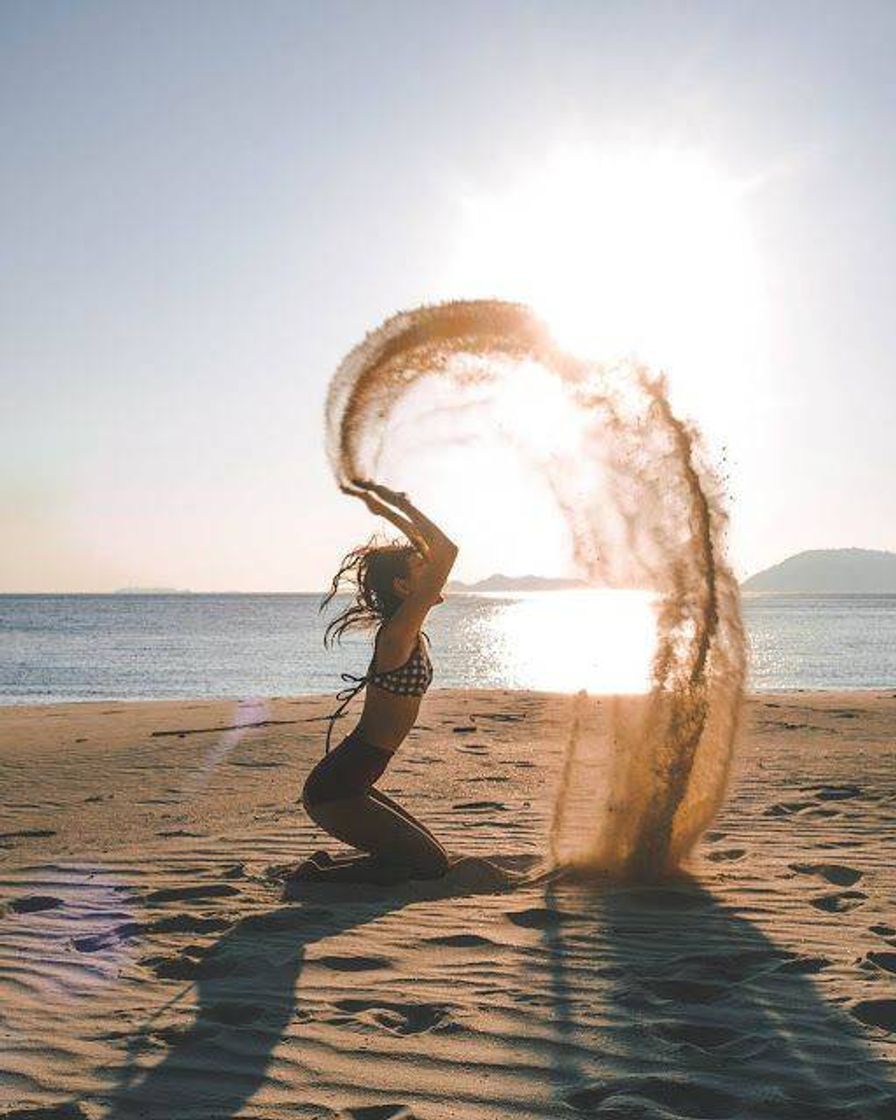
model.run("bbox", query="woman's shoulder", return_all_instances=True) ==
[370,621,421,673]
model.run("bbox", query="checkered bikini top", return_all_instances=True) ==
[367,629,433,697]
[324,628,433,752]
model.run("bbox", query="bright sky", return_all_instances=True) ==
[3,1,895,591]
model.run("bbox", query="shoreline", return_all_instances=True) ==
[3,682,895,710]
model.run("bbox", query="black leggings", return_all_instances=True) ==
[301,730,449,877]
[303,728,393,805]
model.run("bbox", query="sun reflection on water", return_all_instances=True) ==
[468,589,658,694]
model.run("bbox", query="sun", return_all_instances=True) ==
[445,144,769,422]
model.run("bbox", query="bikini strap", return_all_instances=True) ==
[324,670,369,754]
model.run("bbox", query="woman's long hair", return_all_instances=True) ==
[320,536,417,647]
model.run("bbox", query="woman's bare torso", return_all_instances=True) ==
[355,685,422,753]
[353,631,426,752]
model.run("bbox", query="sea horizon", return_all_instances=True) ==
[2,589,895,705]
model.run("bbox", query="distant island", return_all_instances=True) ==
[447,574,589,592]
[448,550,896,595]
[113,587,193,594]
[741,548,896,593]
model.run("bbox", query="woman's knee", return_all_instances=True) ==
[301,779,347,827]
[302,789,345,826]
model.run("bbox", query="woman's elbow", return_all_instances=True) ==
[429,540,457,579]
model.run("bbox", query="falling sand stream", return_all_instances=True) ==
[326,299,746,880]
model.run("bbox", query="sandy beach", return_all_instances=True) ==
[1,689,894,1119]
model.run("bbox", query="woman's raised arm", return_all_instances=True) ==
[348,480,458,641]
[340,483,429,555]
[352,480,457,563]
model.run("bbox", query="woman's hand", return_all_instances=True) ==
[350,479,411,511]
[341,483,387,515]
[340,481,427,552]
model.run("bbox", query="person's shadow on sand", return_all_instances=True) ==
[95,864,894,1119]
[100,857,530,1120]
[539,873,896,1119]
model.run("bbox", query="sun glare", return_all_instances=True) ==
[447,145,768,419]
[473,589,657,694]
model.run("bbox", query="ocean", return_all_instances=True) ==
[1,591,895,705]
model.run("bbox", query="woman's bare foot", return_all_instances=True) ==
[279,850,376,894]
[281,853,427,897]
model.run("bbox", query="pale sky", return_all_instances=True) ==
[3,0,895,591]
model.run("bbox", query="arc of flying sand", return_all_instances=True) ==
[326,299,745,878]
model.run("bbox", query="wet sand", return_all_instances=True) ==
[1,690,894,1118]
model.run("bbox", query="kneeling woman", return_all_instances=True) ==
[297,480,457,885]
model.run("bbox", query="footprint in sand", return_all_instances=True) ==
[565,1076,739,1118]
[863,951,896,975]
[340,1105,418,1120]
[330,998,452,1035]
[810,890,867,914]
[505,906,581,929]
[424,932,498,948]
[764,799,815,816]
[706,848,746,862]
[776,954,831,975]
[316,954,390,972]
[790,862,864,887]
[73,920,143,953]
[148,913,232,934]
[0,1103,95,1119]
[144,883,240,904]
[143,945,238,981]
[10,894,64,914]
[850,998,896,1033]
[801,783,863,801]
[153,1022,219,1046]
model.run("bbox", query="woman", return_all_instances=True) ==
[292,479,458,887]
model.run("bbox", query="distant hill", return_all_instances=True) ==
[741,549,896,592]
[447,574,589,592]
